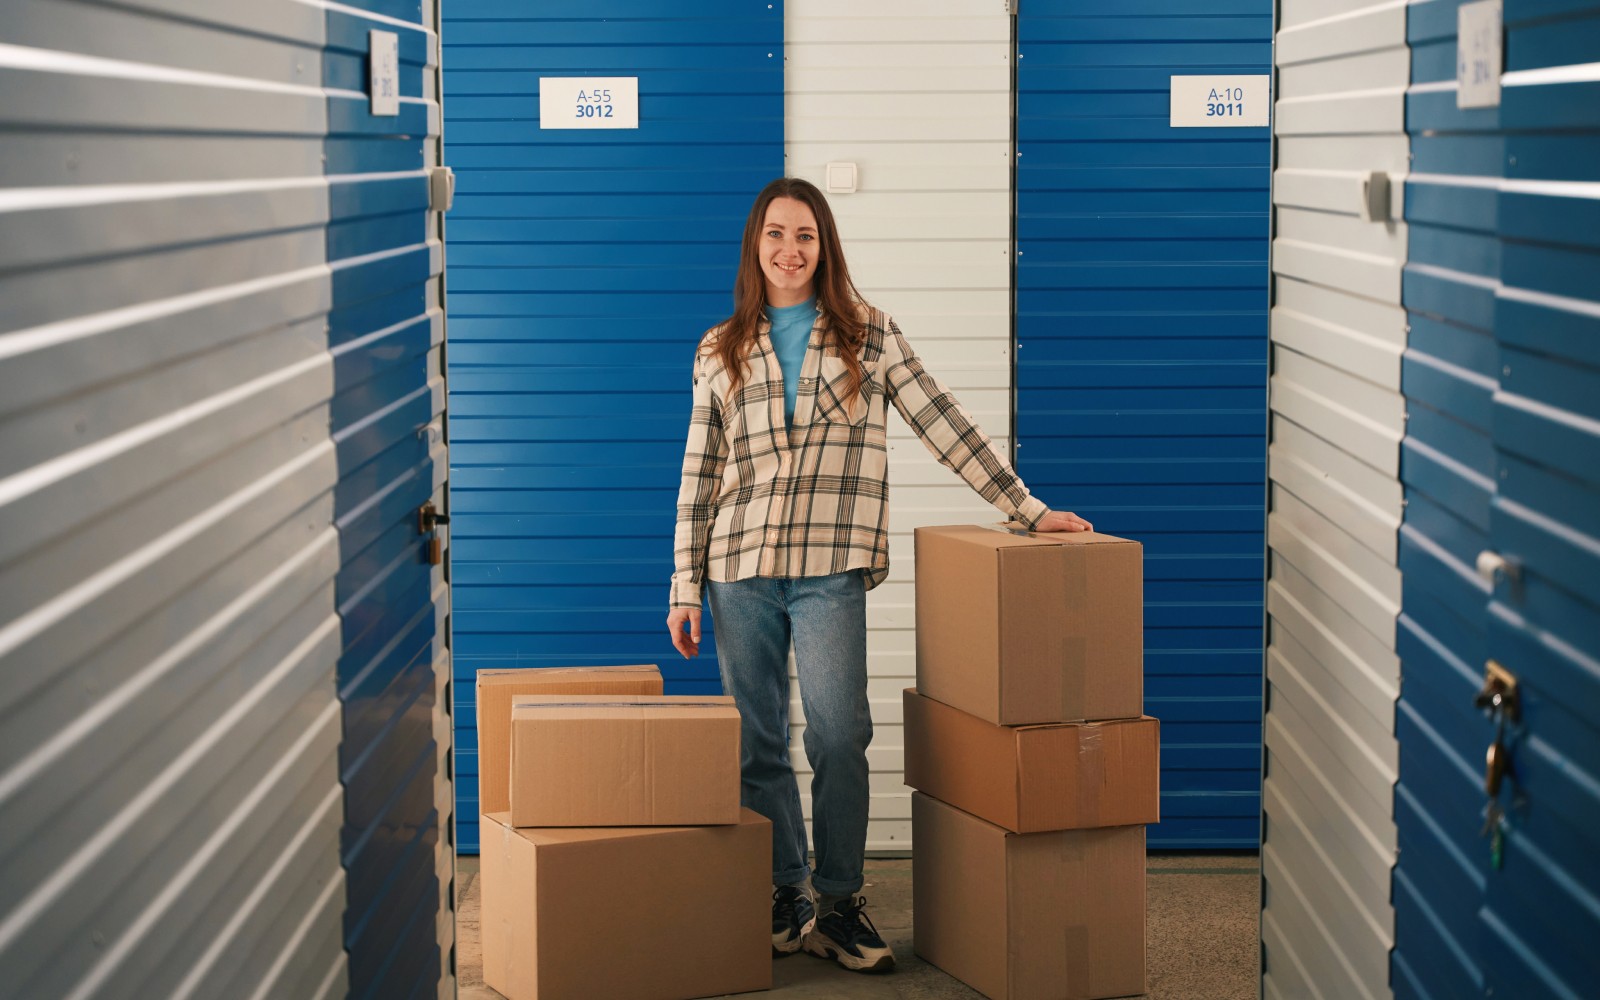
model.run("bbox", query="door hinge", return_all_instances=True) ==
[1006,0,1018,14]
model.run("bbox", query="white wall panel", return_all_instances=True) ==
[785,0,1013,853]
[1264,0,1408,996]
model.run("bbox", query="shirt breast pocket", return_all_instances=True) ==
[815,355,871,426]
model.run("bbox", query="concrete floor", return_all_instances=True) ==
[456,853,1259,999]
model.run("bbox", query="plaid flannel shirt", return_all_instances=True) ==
[669,307,1049,609]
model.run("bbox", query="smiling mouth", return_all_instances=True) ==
[773,261,805,273]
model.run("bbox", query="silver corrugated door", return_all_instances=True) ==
[0,1,453,996]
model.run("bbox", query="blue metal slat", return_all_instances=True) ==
[448,119,782,146]
[326,136,428,175]
[445,68,776,98]
[445,18,778,47]
[1016,210,1266,241]
[450,92,777,123]
[1017,40,1266,66]
[450,241,746,266]
[450,0,766,16]
[1393,708,1490,993]
[1391,863,1485,1000]
[455,582,673,608]
[447,142,780,171]
[449,264,738,294]
[442,44,778,73]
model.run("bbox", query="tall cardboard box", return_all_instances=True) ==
[475,665,662,815]
[903,688,1160,833]
[509,695,741,827]
[913,793,1147,1000]
[914,525,1142,725]
[480,810,772,1000]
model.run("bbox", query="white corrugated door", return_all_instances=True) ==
[785,0,1014,852]
[1262,1,1409,997]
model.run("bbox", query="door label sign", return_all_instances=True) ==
[1169,75,1270,128]
[1457,1,1502,109]
[369,30,400,117]
[540,77,639,129]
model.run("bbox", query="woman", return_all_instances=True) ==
[666,177,1090,974]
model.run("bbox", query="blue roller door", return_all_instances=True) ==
[441,0,784,853]
[322,3,451,996]
[1395,2,1600,996]
[1015,1,1273,847]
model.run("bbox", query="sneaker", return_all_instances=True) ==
[803,895,895,973]
[772,884,817,955]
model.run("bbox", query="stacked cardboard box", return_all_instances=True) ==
[908,525,1159,1000]
[476,665,771,1000]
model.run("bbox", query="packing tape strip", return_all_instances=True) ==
[1062,637,1087,723]
[1063,924,1091,998]
[511,700,729,709]
[979,521,1035,537]
[1077,724,1103,827]
[479,665,656,676]
[1062,544,1089,720]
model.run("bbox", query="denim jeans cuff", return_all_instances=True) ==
[810,873,863,898]
[773,863,812,888]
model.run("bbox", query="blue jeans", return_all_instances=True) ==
[706,570,871,898]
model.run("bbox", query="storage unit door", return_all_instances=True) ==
[1395,2,1600,997]
[1261,1,1410,996]
[0,1,452,998]
[325,4,454,998]
[1015,0,1273,847]
[441,1,784,853]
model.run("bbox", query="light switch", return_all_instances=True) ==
[825,162,858,194]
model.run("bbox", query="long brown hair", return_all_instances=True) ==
[709,177,868,404]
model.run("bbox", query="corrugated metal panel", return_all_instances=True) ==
[0,0,451,995]
[0,3,348,998]
[322,2,452,998]
[1394,2,1600,997]
[441,0,784,853]
[1015,0,1273,848]
[1262,1,1408,996]
[785,0,1012,853]
[1393,5,1496,994]
[422,3,457,991]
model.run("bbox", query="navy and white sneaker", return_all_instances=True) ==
[803,895,895,973]
[772,883,817,955]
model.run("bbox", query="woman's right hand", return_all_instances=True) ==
[667,608,702,659]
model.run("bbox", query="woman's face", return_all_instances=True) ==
[759,196,820,307]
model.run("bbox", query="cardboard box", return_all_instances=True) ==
[904,688,1159,834]
[913,793,1147,1000]
[480,809,771,1000]
[475,665,663,815]
[509,695,740,827]
[914,525,1143,725]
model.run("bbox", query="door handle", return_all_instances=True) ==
[1476,549,1519,584]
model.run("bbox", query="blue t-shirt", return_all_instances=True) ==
[765,297,818,426]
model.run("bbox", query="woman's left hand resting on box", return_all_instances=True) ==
[665,511,1092,658]
[1034,510,1094,533]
